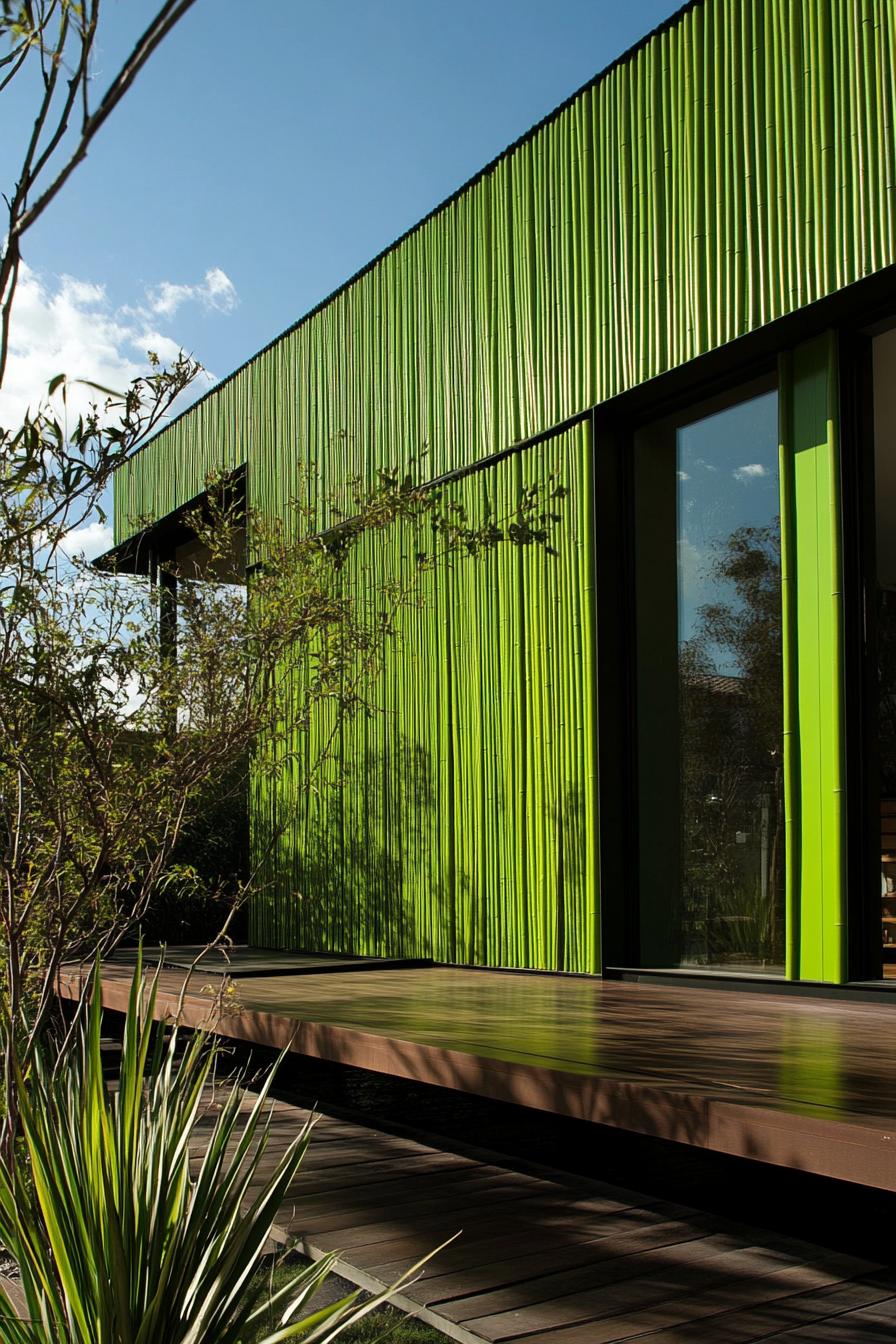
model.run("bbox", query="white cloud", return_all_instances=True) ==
[0,261,238,427]
[677,470,690,481]
[58,519,114,560]
[146,266,238,318]
[733,463,768,483]
[131,330,183,365]
[0,266,144,426]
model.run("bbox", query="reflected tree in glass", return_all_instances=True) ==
[679,519,784,970]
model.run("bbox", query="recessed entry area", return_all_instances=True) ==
[634,382,784,973]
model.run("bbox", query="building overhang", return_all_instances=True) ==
[94,464,246,581]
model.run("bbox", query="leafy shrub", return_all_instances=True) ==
[0,957,426,1342]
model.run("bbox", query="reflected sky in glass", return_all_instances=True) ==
[677,390,779,674]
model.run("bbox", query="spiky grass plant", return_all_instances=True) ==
[0,959,426,1343]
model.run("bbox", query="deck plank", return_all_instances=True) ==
[194,1089,889,1344]
[498,1262,888,1342]
[445,1238,865,1331]
[63,960,896,1191]
[595,1276,896,1342]
[512,1281,895,1343]
[281,1165,510,1203]
[67,959,896,1342]
[758,1293,896,1340]
[366,1211,681,1287]
[415,1214,743,1305]
[288,1179,563,1234]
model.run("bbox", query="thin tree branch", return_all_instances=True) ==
[12,0,199,244]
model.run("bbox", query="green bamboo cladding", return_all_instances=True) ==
[114,0,896,539]
[250,425,598,970]
[111,0,896,974]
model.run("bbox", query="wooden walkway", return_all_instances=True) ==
[61,960,896,1193]
[194,1090,896,1344]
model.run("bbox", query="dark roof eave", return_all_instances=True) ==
[92,530,154,575]
[95,463,247,572]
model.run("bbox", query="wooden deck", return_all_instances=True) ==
[198,1089,896,1344]
[106,945,426,978]
[60,959,896,1192]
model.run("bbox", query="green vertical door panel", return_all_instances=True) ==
[780,333,845,982]
[250,424,599,972]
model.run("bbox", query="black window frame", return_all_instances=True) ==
[593,260,896,988]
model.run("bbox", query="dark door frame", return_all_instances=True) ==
[593,263,896,984]
[839,330,881,983]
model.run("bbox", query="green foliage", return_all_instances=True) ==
[0,503,261,1120]
[307,1312,447,1344]
[0,956,430,1343]
[0,419,564,1156]
[246,1267,449,1344]
[0,351,199,570]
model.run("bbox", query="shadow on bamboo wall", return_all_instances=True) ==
[261,745,590,973]
[249,424,597,973]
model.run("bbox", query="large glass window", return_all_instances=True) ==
[634,384,784,973]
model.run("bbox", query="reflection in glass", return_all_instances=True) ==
[675,390,784,972]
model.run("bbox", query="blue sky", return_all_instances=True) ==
[677,390,780,670]
[2,2,672,387]
[1,0,676,555]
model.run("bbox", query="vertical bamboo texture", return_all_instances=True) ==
[115,0,896,540]
[250,425,598,970]
[111,0,896,970]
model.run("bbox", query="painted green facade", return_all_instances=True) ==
[780,334,846,982]
[113,0,896,979]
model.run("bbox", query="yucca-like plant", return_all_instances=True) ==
[0,958,426,1343]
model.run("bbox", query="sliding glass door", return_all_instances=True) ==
[633,382,785,973]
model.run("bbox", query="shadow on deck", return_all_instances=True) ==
[59,953,896,1194]
[202,1087,896,1344]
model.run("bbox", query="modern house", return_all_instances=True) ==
[102,0,896,990]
